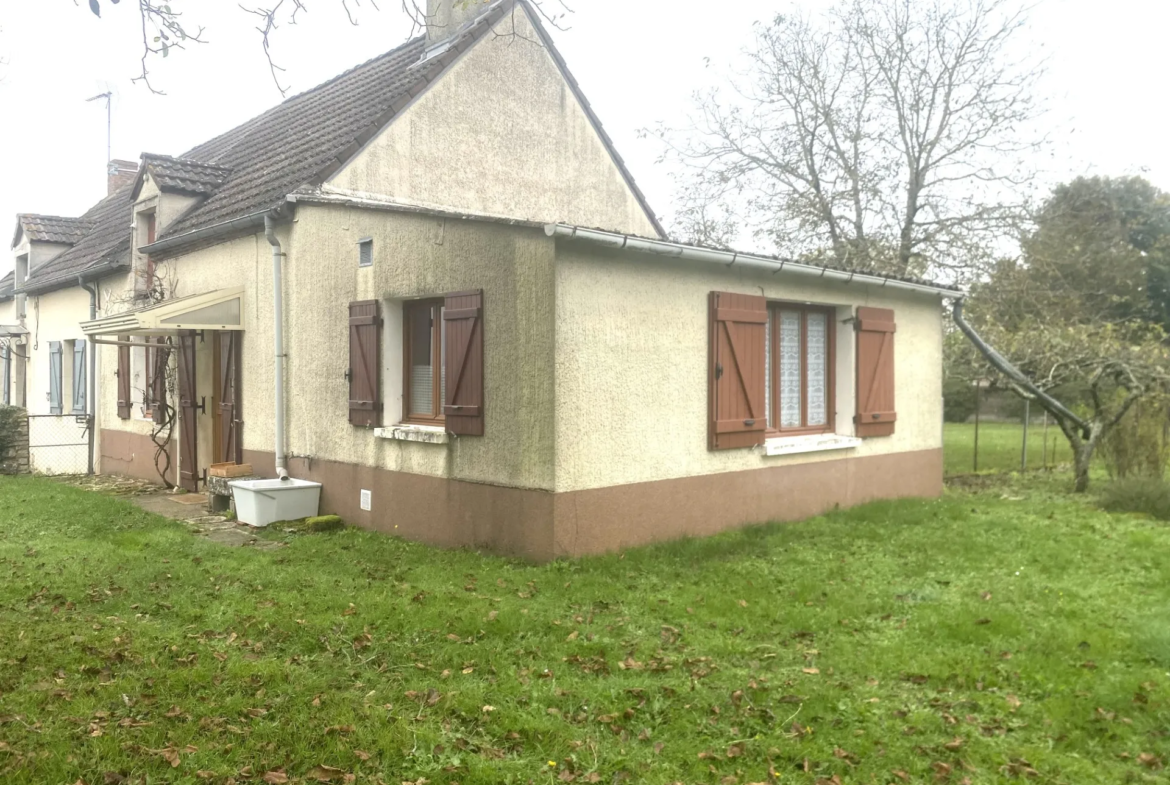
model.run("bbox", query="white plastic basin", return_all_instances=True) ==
[229,478,322,528]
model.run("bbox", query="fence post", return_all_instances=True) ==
[973,381,982,473]
[1021,399,1030,473]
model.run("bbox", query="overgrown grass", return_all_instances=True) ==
[1098,477,1170,521]
[944,422,1072,476]
[1,475,1169,784]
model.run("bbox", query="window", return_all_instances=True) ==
[766,304,835,434]
[403,299,446,424]
[358,238,373,268]
[135,210,157,296]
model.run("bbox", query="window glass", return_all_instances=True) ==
[778,310,802,428]
[409,305,433,416]
[806,312,828,426]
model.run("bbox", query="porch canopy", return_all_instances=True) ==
[81,287,244,338]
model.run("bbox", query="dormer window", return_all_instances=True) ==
[135,209,158,298]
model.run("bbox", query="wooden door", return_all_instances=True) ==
[177,331,200,492]
[217,331,243,464]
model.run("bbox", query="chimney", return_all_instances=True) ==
[426,0,491,44]
[107,159,139,196]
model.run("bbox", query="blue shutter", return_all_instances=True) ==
[72,341,87,415]
[49,341,63,415]
[2,345,10,407]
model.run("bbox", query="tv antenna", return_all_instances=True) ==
[86,91,113,164]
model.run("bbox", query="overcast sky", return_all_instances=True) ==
[1,0,1166,277]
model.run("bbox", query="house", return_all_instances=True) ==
[10,0,956,559]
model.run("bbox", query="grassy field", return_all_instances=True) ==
[944,422,1073,477]
[1,475,1169,784]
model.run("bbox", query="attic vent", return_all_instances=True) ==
[358,238,373,268]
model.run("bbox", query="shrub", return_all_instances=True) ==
[1100,394,1170,479]
[1098,477,1170,521]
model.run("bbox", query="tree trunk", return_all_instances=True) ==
[1073,446,1092,493]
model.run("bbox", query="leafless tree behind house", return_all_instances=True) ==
[658,0,1045,281]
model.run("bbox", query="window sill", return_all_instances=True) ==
[374,424,450,445]
[763,433,861,457]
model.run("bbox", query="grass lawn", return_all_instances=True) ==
[944,422,1073,477]
[2,475,1169,785]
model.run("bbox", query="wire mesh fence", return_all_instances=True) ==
[27,414,91,476]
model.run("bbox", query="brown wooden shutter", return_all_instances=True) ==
[151,338,170,425]
[218,331,243,464]
[177,332,199,492]
[709,291,768,450]
[348,300,381,427]
[117,336,131,419]
[443,290,484,436]
[855,306,896,437]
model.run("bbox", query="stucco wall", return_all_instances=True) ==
[552,243,945,493]
[95,229,282,483]
[328,7,659,238]
[284,205,556,492]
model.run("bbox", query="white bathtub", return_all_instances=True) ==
[229,478,323,528]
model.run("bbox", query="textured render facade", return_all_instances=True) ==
[10,0,951,559]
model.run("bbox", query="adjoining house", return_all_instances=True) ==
[8,0,958,559]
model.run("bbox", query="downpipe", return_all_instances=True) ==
[79,276,98,476]
[264,214,290,481]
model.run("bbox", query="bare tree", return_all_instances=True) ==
[80,0,572,96]
[657,0,1044,280]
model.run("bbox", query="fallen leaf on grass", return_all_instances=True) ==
[1139,753,1163,770]
[737,599,748,607]
[802,667,820,675]
[354,750,371,761]
[980,591,992,601]
[891,771,910,783]
[1005,694,1021,712]
[325,724,355,734]
[305,764,348,782]
[262,771,289,784]
[944,737,965,751]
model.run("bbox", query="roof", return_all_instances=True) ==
[131,154,231,199]
[0,271,13,302]
[81,286,244,336]
[19,186,135,294]
[545,224,964,297]
[17,0,663,293]
[12,214,95,248]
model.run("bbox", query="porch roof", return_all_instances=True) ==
[81,287,244,337]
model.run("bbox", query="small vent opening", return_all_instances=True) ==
[358,238,373,268]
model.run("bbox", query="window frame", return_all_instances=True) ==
[767,302,836,437]
[401,298,446,426]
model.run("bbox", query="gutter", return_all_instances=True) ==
[141,211,269,256]
[544,224,963,298]
[264,213,290,481]
[79,276,99,475]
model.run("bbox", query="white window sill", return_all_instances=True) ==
[374,424,450,445]
[763,433,862,457]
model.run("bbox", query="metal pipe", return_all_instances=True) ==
[264,213,290,480]
[544,224,962,298]
[79,276,98,476]
[952,299,1087,434]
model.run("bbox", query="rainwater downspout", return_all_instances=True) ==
[79,276,98,476]
[264,214,290,480]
